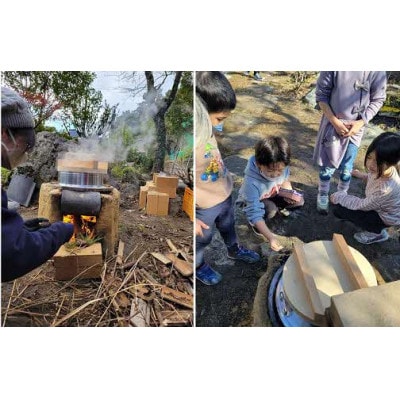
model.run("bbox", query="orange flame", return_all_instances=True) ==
[63,214,97,242]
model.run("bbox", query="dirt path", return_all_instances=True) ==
[195,72,400,327]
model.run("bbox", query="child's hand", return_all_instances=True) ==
[343,120,365,137]
[196,218,209,237]
[332,119,350,136]
[351,169,367,180]
[330,192,345,204]
[269,235,284,252]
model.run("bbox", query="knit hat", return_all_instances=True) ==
[1,86,34,129]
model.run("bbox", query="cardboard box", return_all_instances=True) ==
[153,174,179,199]
[141,175,178,214]
[53,243,103,280]
[146,191,169,216]
[139,186,148,209]
[157,193,169,216]
[156,186,177,199]
[146,191,159,215]
[145,181,157,191]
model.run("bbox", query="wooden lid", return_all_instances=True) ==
[57,159,108,173]
[283,239,377,325]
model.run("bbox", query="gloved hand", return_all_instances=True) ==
[23,218,51,232]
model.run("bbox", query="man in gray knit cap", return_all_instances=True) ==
[1,86,36,170]
[1,86,73,282]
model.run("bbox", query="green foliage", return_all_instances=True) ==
[383,91,400,111]
[165,72,193,154]
[2,71,104,137]
[58,131,78,141]
[110,163,125,180]
[120,166,137,182]
[387,72,400,85]
[381,105,400,113]
[112,124,135,148]
[111,162,146,182]
[1,167,12,185]
[126,148,153,172]
[110,118,156,148]
[36,123,57,133]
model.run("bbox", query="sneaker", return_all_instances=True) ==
[317,194,329,214]
[196,263,222,285]
[280,208,291,217]
[227,243,260,263]
[354,229,389,244]
[253,73,262,81]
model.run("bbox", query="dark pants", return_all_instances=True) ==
[196,195,237,267]
[262,195,305,219]
[333,204,387,233]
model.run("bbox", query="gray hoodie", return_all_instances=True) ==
[238,155,289,224]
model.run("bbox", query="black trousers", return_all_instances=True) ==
[332,204,388,233]
[262,194,305,219]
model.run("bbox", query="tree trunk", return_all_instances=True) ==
[144,71,183,173]
[153,112,167,172]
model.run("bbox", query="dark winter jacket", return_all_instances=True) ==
[1,189,74,282]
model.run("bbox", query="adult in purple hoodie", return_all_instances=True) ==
[1,87,73,282]
[313,71,387,214]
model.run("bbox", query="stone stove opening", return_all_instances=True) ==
[63,214,97,243]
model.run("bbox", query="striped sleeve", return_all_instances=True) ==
[333,189,385,211]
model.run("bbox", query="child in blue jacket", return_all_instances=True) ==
[238,136,304,251]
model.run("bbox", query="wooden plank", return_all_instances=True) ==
[138,269,159,285]
[166,239,179,253]
[177,250,190,262]
[165,252,193,277]
[293,243,324,318]
[283,240,376,325]
[151,252,172,265]
[128,285,155,301]
[116,241,125,265]
[57,159,108,172]
[160,287,193,309]
[161,310,192,326]
[53,243,103,280]
[329,280,400,327]
[332,233,369,289]
[104,275,131,309]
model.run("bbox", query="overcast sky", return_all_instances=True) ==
[92,71,176,113]
[92,71,137,112]
[48,71,178,131]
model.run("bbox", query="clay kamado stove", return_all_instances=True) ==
[38,155,120,280]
